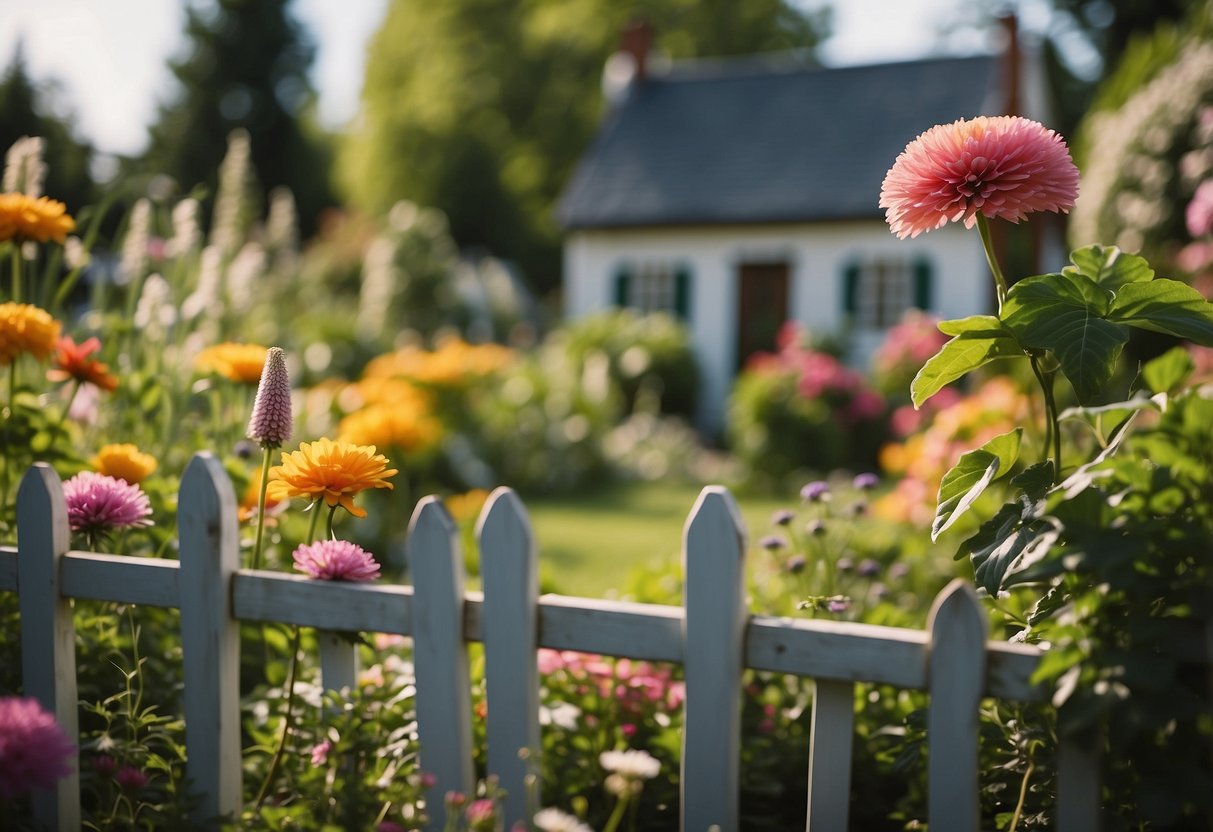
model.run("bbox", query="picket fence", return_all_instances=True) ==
[0,454,1102,831]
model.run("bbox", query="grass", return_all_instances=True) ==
[523,478,792,597]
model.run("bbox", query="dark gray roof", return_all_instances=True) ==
[558,53,1001,229]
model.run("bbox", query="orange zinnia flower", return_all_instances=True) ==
[48,336,119,392]
[195,342,269,385]
[0,303,61,366]
[91,443,158,485]
[267,438,398,518]
[0,193,76,244]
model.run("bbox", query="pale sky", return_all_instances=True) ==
[0,0,1003,158]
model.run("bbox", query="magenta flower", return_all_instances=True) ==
[247,346,293,448]
[880,115,1080,239]
[292,539,381,582]
[62,472,153,541]
[114,765,149,792]
[465,798,499,831]
[310,739,332,766]
[0,696,76,799]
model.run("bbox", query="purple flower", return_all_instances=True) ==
[759,534,787,551]
[889,562,910,582]
[62,472,153,538]
[857,558,881,578]
[836,557,853,573]
[800,481,830,502]
[114,765,149,792]
[293,540,381,582]
[247,346,293,448]
[853,472,879,491]
[826,597,851,613]
[377,823,408,832]
[771,509,795,527]
[786,555,806,574]
[0,697,76,799]
[310,739,332,766]
[806,519,827,536]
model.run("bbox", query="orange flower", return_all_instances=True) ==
[267,438,398,518]
[195,342,268,385]
[336,405,443,452]
[237,476,284,525]
[0,193,76,244]
[0,302,61,366]
[91,444,158,485]
[48,336,119,392]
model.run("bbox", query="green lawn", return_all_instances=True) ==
[523,479,791,597]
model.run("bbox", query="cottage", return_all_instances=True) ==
[558,23,1058,434]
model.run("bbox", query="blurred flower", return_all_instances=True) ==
[786,554,807,574]
[114,765,149,792]
[826,597,852,613]
[336,405,442,453]
[465,798,498,831]
[237,476,284,525]
[3,136,46,196]
[0,696,75,799]
[599,748,660,781]
[800,481,830,503]
[853,472,879,491]
[857,558,881,577]
[0,302,60,365]
[376,823,407,832]
[1187,179,1213,238]
[91,444,158,485]
[48,336,118,392]
[268,438,397,518]
[293,539,381,582]
[92,754,117,777]
[534,807,594,832]
[759,534,787,551]
[881,115,1079,239]
[806,519,826,536]
[195,342,268,385]
[309,740,332,766]
[446,791,467,809]
[363,338,513,388]
[445,489,490,524]
[771,509,795,526]
[247,347,293,448]
[62,472,153,538]
[0,193,75,243]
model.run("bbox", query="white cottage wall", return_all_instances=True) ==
[564,223,988,435]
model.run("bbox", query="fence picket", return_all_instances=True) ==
[477,487,540,827]
[682,486,747,832]
[806,679,855,830]
[16,464,79,832]
[1057,724,1102,831]
[177,453,242,828]
[407,496,475,830]
[318,631,358,692]
[926,580,988,832]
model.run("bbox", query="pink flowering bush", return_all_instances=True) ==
[0,696,75,799]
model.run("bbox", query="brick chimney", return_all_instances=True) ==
[619,18,654,83]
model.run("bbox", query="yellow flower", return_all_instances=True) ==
[337,404,443,452]
[445,489,490,524]
[267,438,398,518]
[0,302,61,366]
[92,444,158,485]
[361,339,513,387]
[0,193,76,244]
[195,342,268,385]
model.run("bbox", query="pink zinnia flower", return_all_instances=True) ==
[114,765,149,792]
[247,346,293,448]
[880,115,1080,239]
[292,539,381,582]
[0,696,76,799]
[62,472,153,538]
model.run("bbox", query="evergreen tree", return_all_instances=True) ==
[142,0,333,233]
[339,0,829,295]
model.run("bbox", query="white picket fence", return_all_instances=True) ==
[0,453,1102,831]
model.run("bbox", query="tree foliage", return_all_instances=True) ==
[339,0,830,294]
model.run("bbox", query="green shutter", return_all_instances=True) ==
[912,258,933,311]
[842,262,860,317]
[613,268,631,308]
[673,266,691,320]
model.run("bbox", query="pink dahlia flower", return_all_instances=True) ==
[62,471,153,538]
[880,115,1080,239]
[292,539,381,582]
[0,696,76,799]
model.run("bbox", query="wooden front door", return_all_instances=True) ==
[736,262,789,370]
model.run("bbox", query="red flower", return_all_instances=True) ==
[48,336,118,392]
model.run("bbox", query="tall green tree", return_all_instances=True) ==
[339,0,829,295]
[142,0,333,232]
[0,45,95,211]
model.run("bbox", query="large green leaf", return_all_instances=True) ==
[1107,279,1213,345]
[932,428,1022,541]
[1065,245,1153,291]
[910,319,1021,408]
[1142,346,1195,393]
[1001,274,1127,403]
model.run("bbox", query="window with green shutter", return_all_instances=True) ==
[845,256,928,328]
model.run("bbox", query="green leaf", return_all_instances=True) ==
[1142,346,1195,393]
[936,314,1005,336]
[932,428,1022,540]
[1107,279,1213,345]
[958,500,1060,594]
[910,325,1021,408]
[1010,461,1056,501]
[1002,274,1128,403]
[1064,245,1154,291]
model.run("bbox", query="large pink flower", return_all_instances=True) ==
[62,471,153,538]
[292,539,381,582]
[0,696,76,799]
[880,116,1080,239]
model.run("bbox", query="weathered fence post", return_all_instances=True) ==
[408,496,475,830]
[318,632,358,692]
[806,678,855,830]
[1057,721,1102,831]
[17,464,80,831]
[682,486,747,832]
[178,453,241,827]
[477,487,540,828]
[926,580,988,832]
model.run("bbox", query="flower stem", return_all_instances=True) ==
[1028,355,1062,473]
[304,499,322,545]
[10,244,22,303]
[326,503,339,540]
[975,214,1010,311]
[602,795,630,832]
[250,446,273,570]
[0,361,16,521]
[254,624,302,810]
[1007,755,1036,832]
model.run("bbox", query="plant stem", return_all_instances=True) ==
[254,624,302,810]
[250,446,273,570]
[305,499,322,545]
[601,795,630,832]
[976,214,1010,311]
[0,361,16,520]
[1008,756,1036,832]
[10,244,22,303]
[1028,355,1062,473]
[326,503,339,540]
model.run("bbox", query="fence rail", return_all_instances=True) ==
[0,454,1100,831]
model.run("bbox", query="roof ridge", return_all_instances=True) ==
[653,49,997,84]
